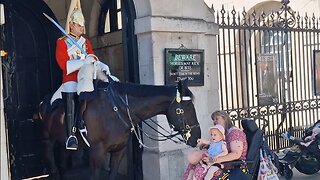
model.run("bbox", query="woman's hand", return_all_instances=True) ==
[202,156,210,165]
[213,156,219,163]
[202,156,214,166]
[202,156,224,169]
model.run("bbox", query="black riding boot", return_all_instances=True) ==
[62,92,78,150]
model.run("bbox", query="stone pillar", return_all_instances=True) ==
[0,51,10,180]
[134,0,219,179]
[0,4,10,178]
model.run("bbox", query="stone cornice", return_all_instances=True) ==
[135,15,218,35]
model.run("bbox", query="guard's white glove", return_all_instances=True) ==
[84,54,98,64]
[96,61,111,75]
[109,75,120,82]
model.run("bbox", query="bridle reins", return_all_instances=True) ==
[103,82,199,148]
[172,90,200,143]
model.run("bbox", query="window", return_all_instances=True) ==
[261,30,291,72]
[99,0,122,34]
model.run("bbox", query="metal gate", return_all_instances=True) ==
[2,0,61,179]
[215,0,320,150]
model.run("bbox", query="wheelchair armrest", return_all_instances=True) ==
[219,160,254,169]
[220,160,243,167]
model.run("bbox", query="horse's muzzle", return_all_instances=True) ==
[185,125,201,147]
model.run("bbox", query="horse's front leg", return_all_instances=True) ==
[89,142,106,180]
[43,140,60,180]
[109,146,127,180]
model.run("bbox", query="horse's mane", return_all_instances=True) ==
[185,88,194,100]
[111,81,176,98]
[106,81,194,100]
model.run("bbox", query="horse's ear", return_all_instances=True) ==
[177,79,188,96]
[182,79,189,88]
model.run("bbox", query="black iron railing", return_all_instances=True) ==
[214,0,320,151]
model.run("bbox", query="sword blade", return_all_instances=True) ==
[43,13,87,56]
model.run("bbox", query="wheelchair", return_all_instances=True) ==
[216,118,277,180]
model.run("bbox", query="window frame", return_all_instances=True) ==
[98,0,122,35]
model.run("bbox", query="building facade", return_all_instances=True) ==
[2,0,320,179]
[0,0,219,179]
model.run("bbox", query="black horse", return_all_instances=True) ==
[38,79,201,180]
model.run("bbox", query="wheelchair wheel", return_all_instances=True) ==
[284,165,293,180]
[295,156,320,175]
[278,163,285,176]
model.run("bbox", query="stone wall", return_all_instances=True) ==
[134,1,219,179]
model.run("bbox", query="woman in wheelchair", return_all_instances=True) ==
[182,110,248,180]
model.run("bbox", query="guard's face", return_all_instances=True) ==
[70,22,84,36]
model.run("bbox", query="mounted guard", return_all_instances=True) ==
[49,0,117,151]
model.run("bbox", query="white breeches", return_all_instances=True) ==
[62,81,78,92]
[77,63,96,95]
[50,62,118,105]
[50,81,77,104]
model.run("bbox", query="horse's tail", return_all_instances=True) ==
[37,95,52,120]
[38,101,45,120]
[36,95,56,143]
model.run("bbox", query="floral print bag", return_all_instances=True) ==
[257,148,279,180]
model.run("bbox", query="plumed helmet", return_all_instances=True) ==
[65,0,85,33]
[70,9,85,26]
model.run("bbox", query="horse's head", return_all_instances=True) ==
[166,80,201,147]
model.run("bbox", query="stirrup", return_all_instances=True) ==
[66,135,78,150]
[79,127,90,147]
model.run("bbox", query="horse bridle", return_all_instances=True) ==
[172,89,200,143]
[104,82,199,146]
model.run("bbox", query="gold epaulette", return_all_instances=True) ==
[58,36,67,40]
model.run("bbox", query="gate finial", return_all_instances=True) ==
[281,0,290,5]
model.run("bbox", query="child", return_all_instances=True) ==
[282,127,320,147]
[187,124,228,180]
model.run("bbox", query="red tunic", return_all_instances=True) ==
[55,36,94,83]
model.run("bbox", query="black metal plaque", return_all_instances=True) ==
[165,48,204,86]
